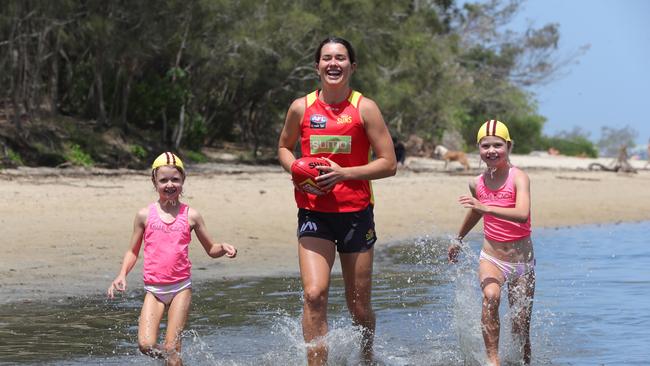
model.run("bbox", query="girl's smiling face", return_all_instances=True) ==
[153,165,184,201]
[478,135,510,168]
[316,42,356,87]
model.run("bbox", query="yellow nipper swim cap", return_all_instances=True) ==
[151,152,184,172]
[477,119,511,143]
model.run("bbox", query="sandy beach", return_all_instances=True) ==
[1,154,649,304]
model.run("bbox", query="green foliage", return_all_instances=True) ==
[66,144,94,167]
[0,0,573,162]
[183,150,208,163]
[540,136,598,158]
[534,127,598,157]
[28,142,66,166]
[506,115,545,154]
[131,145,147,160]
[6,148,23,165]
[459,86,546,153]
[183,115,209,148]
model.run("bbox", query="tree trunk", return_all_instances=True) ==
[18,28,31,119]
[11,88,22,130]
[120,73,131,135]
[248,101,258,160]
[168,11,191,150]
[3,98,10,125]
[173,104,185,150]
[121,60,136,135]
[109,65,123,122]
[46,45,60,116]
[9,46,22,130]
[12,41,25,129]
[94,54,107,126]
[29,24,51,118]
[161,109,168,146]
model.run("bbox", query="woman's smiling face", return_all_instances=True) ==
[316,42,356,87]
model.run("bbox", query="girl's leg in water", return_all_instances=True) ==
[138,292,165,358]
[163,288,192,366]
[479,260,506,366]
[508,271,536,365]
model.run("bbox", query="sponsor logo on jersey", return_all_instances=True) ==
[337,114,352,124]
[310,114,327,129]
[309,135,352,154]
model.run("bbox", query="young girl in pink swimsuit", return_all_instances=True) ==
[449,120,535,366]
[107,152,237,366]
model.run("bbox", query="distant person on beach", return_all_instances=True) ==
[278,36,396,365]
[107,152,237,366]
[393,136,406,165]
[615,144,636,173]
[449,120,536,365]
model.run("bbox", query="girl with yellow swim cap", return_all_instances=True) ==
[450,120,536,365]
[108,152,237,365]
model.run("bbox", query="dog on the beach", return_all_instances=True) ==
[434,145,470,171]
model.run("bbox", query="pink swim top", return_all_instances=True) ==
[475,167,531,242]
[143,203,192,285]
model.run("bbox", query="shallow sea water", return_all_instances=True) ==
[0,221,648,365]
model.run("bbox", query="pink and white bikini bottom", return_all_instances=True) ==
[144,278,192,305]
[479,250,535,283]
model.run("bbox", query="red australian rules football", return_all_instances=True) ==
[291,157,331,195]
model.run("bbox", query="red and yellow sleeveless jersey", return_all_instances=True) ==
[295,89,373,212]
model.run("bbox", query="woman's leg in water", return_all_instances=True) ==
[299,237,336,366]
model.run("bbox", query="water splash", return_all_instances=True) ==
[8,223,649,365]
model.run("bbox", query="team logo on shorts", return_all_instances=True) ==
[365,228,375,242]
[300,221,318,233]
[310,114,327,129]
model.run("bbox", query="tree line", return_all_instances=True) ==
[0,0,593,166]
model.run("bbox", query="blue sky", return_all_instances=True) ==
[508,0,650,146]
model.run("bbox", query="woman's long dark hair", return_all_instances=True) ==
[313,36,356,64]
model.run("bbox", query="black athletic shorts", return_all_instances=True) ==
[297,205,377,253]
